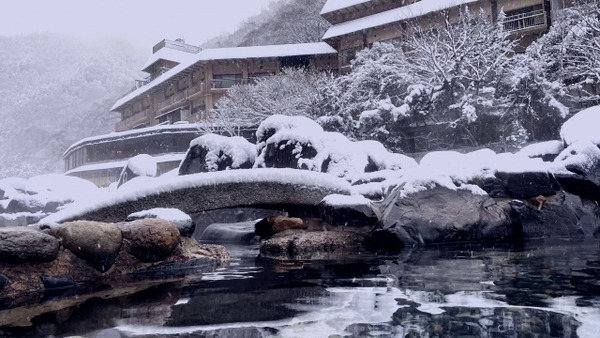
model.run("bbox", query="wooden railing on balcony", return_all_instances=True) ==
[156,82,205,113]
[503,9,547,32]
[116,108,150,131]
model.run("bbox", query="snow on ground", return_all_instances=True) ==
[356,140,418,170]
[560,105,600,145]
[189,133,256,171]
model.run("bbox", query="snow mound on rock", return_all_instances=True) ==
[517,140,564,159]
[554,141,600,172]
[190,133,256,171]
[560,105,600,146]
[254,115,416,179]
[126,154,157,177]
[127,207,192,228]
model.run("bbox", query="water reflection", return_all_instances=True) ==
[1,241,600,337]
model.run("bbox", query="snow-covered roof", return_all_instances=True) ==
[63,123,202,156]
[322,0,479,40]
[65,153,185,175]
[141,48,196,73]
[320,0,371,15]
[112,42,337,111]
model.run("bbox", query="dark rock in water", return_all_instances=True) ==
[318,194,378,227]
[510,192,600,239]
[178,134,254,175]
[495,171,561,199]
[366,187,515,250]
[0,273,9,291]
[53,221,123,272]
[117,219,180,263]
[200,222,257,243]
[260,231,365,260]
[0,227,60,263]
[0,187,5,200]
[555,172,600,204]
[392,303,580,337]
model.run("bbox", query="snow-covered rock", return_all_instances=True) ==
[366,186,514,249]
[516,140,564,162]
[319,194,378,227]
[117,154,157,188]
[179,133,255,175]
[127,207,195,237]
[254,115,416,179]
[255,114,323,152]
[560,105,600,146]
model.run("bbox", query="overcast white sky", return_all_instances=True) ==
[0,0,280,50]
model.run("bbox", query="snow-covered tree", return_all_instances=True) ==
[213,68,336,128]
[506,1,600,143]
[400,8,517,146]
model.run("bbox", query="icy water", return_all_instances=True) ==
[1,239,600,337]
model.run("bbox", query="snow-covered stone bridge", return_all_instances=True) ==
[45,169,352,224]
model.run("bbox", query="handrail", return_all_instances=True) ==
[503,9,547,32]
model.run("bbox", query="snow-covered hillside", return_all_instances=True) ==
[0,33,145,178]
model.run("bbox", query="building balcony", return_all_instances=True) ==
[503,9,547,33]
[116,108,151,131]
[156,82,205,113]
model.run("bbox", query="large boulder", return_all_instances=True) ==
[494,171,561,199]
[117,219,181,262]
[509,191,600,239]
[553,141,600,203]
[255,216,314,239]
[0,227,60,263]
[178,133,255,175]
[5,195,45,213]
[117,154,157,188]
[366,187,515,250]
[260,231,365,260]
[318,194,378,227]
[126,208,195,237]
[52,221,123,272]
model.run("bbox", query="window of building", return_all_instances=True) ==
[212,74,243,89]
[156,107,182,124]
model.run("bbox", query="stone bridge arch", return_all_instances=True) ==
[48,169,352,224]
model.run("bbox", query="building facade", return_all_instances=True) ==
[111,42,338,132]
[321,0,574,71]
